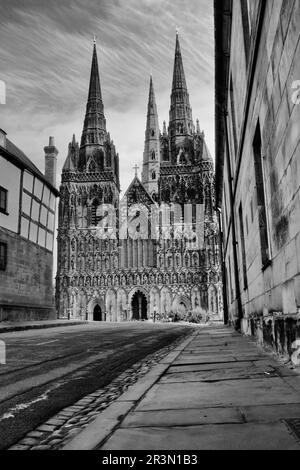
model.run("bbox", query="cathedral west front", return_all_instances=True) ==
[56,34,222,323]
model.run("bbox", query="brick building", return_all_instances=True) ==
[0,129,59,321]
[215,0,300,358]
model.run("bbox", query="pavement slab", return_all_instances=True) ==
[134,377,300,411]
[160,366,279,383]
[241,404,300,422]
[119,407,244,428]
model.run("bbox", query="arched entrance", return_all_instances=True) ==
[178,302,187,317]
[93,304,102,321]
[131,291,147,321]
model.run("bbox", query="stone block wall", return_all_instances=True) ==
[220,0,300,360]
[0,227,56,321]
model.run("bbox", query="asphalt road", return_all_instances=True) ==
[0,322,191,449]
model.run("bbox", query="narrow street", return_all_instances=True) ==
[0,322,191,449]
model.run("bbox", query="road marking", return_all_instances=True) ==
[35,340,59,346]
[0,383,62,422]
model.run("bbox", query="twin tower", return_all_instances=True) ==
[56,34,222,323]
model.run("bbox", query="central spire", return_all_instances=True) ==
[87,42,102,102]
[78,42,107,169]
[169,33,194,162]
[172,32,187,91]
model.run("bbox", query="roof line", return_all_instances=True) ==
[0,143,59,196]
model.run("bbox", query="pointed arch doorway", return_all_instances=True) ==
[131,291,148,321]
[93,304,102,321]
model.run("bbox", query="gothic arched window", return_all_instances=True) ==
[151,150,156,160]
[151,129,155,137]
[91,199,100,226]
[152,171,156,180]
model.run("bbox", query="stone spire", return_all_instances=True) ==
[142,76,160,198]
[63,134,79,173]
[172,32,187,91]
[163,120,167,136]
[169,33,194,161]
[78,42,107,169]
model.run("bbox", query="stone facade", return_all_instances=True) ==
[0,227,55,321]
[215,0,300,359]
[0,130,59,321]
[56,36,222,323]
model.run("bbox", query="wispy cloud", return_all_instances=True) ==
[0,0,214,192]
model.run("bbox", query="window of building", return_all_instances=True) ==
[46,232,54,251]
[0,242,7,270]
[253,121,270,267]
[42,186,50,205]
[151,150,156,160]
[33,178,43,200]
[29,222,38,243]
[47,212,55,232]
[0,186,8,214]
[22,192,31,216]
[241,0,251,63]
[91,199,102,226]
[20,216,29,239]
[31,199,40,221]
[239,203,248,290]
[23,171,34,193]
[151,130,155,137]
[230,76,238,158]
[152,171,156,180]
[38,228,46,247]
[40,205,48,227]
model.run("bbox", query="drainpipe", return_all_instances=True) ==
[224,110,243,330]
[217,208,229,325]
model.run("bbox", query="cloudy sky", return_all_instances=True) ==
[0,0,214,193]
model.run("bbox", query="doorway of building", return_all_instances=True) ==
[93,304,102,321]
[131,291,147,321]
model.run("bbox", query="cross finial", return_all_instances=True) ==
[176,26,179,35]
[93,35,97,45]
[133,164,139,177]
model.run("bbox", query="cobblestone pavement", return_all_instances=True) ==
[9,334,189,450]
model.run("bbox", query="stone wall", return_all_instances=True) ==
[0,227,56,321]
[219,0,300,360]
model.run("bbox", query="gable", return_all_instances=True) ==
[123,176,156,208]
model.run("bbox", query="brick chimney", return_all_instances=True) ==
[44,136,58,187]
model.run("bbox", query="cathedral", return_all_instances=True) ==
[56,34,222,323]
